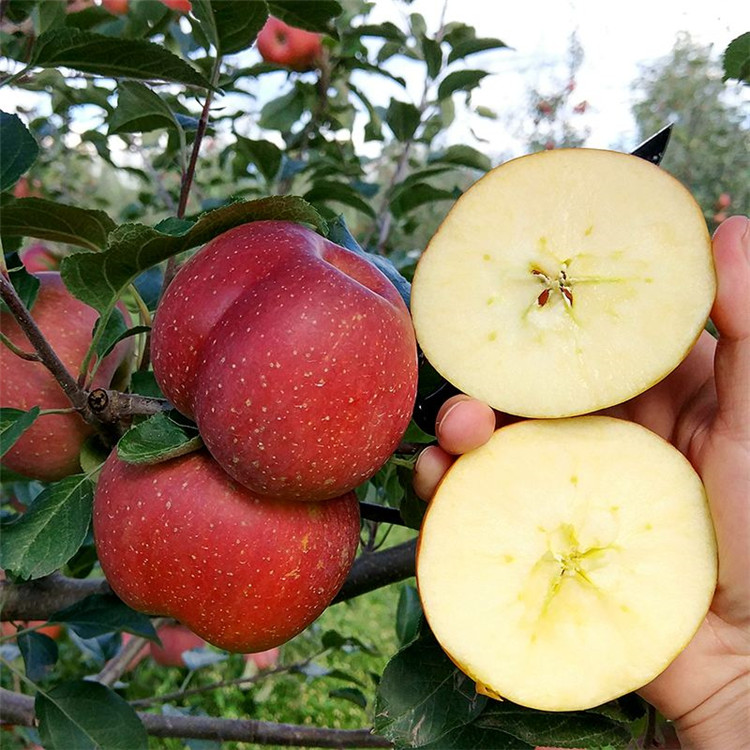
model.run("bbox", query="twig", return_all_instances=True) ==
[87,389,172,422]
[0,331,40,361]
[96,617,168,687]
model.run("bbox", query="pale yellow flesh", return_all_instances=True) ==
[417,417,717,712]
[411,149,715,417]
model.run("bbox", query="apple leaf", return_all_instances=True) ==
[267,0,342,34]
[437,70,489,100]
[117,411,203,465]
[0,407,41,458]
[396,585,422,647]
[235,136,284,183]
[390,183,457,219]
[0,475,94,580]
[60,195,325,316]
[330,687,368,709]
[374,631,488,747]
[446,37,508,65]
[0,112,39,193]
[18,631,59,682]
[108,81,179,136]
[191,0,268,56]
[31,27,211,89]
[3,255,42,310]
[36,680,148,750]
[50,593,158,641]
[386,98,421,142]
[304,180,377,218]
[429,145,491,172]
[259,88,307,131]
[0,198,116,251]
[723,32,750,84]
[421,36,443,80]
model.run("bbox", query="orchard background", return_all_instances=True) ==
[0,1,747,749]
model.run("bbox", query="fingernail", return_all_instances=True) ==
[435,400,463,431]
[741,217,750,258]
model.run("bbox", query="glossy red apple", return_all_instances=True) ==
[19,243,59,273]
[93,449,361,652]
[151,220,417,502]
[0,272,133,481]
[256,17,323,71]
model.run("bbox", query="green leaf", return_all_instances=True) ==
[447,37,508,64]
[421,36,443,80]
[386,98,421,142]
[0,112,39,193]
[259,87,306,131]
[723,32,750,84]
[18,631,58,682]
[0,198,116,251]
[32,28,211,89]
[417,719,532,749]
[429,144,491,172]
[321,630,379,655]
[36,680,148,750]
[0,475,93,580]
[304,180,376,218]
[437,69,489,100]
[330,687,368,709]
[92,308,128,360]
[390,183,456,218]
[353,22,406,43]
[191,0,268,56]
[60,195,325,316]
[108,81,179,136]
[35,0,68,35]
[402,420,436,444]
[117,411,203,465]
[267,0,342,34]
[0,407,41,458]
[50,593,158,641]
[235,136,283,183]
[396,584,422,646]
[374,631,487,747]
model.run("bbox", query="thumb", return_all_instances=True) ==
[710,215,750,440]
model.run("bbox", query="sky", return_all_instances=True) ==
[365,0,749,157]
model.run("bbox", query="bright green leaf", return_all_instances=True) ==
[0,475,93,580]
[117,411,203,465]
[0,112,39,193]
[0,407,41,458]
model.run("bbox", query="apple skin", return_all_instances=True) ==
[256,17,323,72]
[93,449,361,653]
[151,220,417,502]
[20,243,59,273]
[0,273,133,482]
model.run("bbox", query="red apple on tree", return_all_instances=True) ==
[93,449,361,652]
[256,17,323,71]
[149,624,205,667]
[244,646,280,671]
[0,272,133,481]
[151,220,417,502]
[19,243,59,273]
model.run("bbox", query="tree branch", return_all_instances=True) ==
[86,388,172,422]
[0,688,391,747]
[0,541,417,621]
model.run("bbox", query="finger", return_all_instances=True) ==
[710,215,750,440]
[435,395,496,455]
[413,445,455,501]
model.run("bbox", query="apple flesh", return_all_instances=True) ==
[151,220,418,502]
[256,17,323,72]
[416,416,717,712]
[411,148,716,418]
[0,272,132,481]
[93,449,361,653]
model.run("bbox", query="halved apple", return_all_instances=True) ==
[411,149,715,417]
[416,416,717,712]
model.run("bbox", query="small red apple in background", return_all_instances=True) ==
[101,0,191,14]
[19,243,59,273]
[12,177,41,199]
[256,16,323,71]
[0,272,133,482]
[244,646,280,671]
[716,192,731,210]
[161,0,191,11]
[93,449,361,653]
[1,620,62,640]
[151,220,417,503]
[149,624,205,667]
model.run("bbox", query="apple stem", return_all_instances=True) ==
[87,388,172,422]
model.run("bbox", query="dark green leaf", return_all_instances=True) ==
[51,593,158,641]
[259,88,306,131]
[0,112,39,193]
[0,407,41,458]
[235,136,283,183]
[32,28,211,88]
[36,680,148,750]
[429,144,491,172]
[129,371,165,399]
[396,468,426,530]
[0,475,93,580]
[117,411,202,465]
[417,719,532,749]
[447,37,508,64]
[108,81,179,136]
[374,631,487,747]
[386,98,421,142]
[0,198,116,251]
[4,253,41,311]
[421,37,443,80]
[304,181,376,218]
[267,0,342,34]
[60,195,325,316]
[92,307,127,360]
[437,69,489,100]
[353,22,406,43]
[723,32,750,84]
[396,584,422,646]
[191,0,268,56]
[390,183,456,218]
[18,631,58,681]
[321,630,379,655]
[330,687,367,708]
[402,420,436,444]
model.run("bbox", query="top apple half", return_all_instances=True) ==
[411,149,716,418]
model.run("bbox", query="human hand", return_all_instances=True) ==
[413,215,750,749]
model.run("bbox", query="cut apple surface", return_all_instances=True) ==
[416,416,717,712]
[411,148,715,417]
